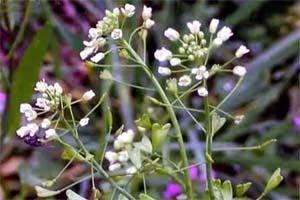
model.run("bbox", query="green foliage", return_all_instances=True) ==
[264,168,283,194]
[7,24,52,136]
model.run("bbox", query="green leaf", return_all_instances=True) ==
[35,186,60,197]
[151,123,171,151]
[7,24,52,136]
[264,168,283,194]
[222,180,233,200]
[235,182,251,197]
[129,147,142,168]
[139,193,155,200]
[134,136,152,154]
[211,113,226,136]
[135,114,152,130]
[66,189,87,200]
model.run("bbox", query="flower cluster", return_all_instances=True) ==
[105,129,137,174]
[16,80,95,145]
[155,18,250,97]
[80,4,155,63]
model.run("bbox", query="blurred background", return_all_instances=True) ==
[0,0,299,199]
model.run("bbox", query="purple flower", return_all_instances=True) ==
[0,92,6,113]
[293,116,300,129]
[189,166,199,181]
[163,182,182,200]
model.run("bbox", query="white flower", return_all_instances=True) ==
[192,66,209,80]
[105,151,118,163]
[113,8,120,15]
[187,20,201,34]
[80,47,94,60]
[144,19,155,29]
[118,151,129,163]
[117,129,135,144]
[233,66,247,76]
[36,98,50,111]
[79,117,89,127]
[91,52,105,63]
[24,109,37,121]
[126,166,137,174]
[41,118,51,129]
[213,38,223,47]
[111,29,123,40]
[20,103,32,113]
[158,66,171,76]
[45,129,57,139]
[121,4,135,17]
[142,5,152,20]
[82,90,95,101]
[154,47,172,62]
[170,58,181,66]
[27,123,39,137]
[114,139,124,150]
[35,80,48,93]
[234,115,244,125]
[209,18,219,34]
[16,126,29,138]
[217,26,233,42]
[178,75,192,87]
[235,45,250,58]
[54,83,63,95]
[109,163,121,171]
[197,87,208,97]
[164,28,180,41]
[88,28,99,38]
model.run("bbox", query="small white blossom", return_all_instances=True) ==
[187,20,201,34]
[197,87,208,97]
[233,66,247,77]
[16,126,29,138]
[36,98,50,111]
[54,83,63,95]
[209,18,219,34]
[35,80,48,92]
[235,45,250,58]
[20,103,32,113]
[144,19,155,29]
[27,123,39,137]
[80,47,94,60]
[111,29,123,40]
[24,109,37,121]
[82,90,95,101]
[178,75,192,87]
[113,8,120,15]
[91,52,105,63]
[192,66,209,80]
[118,151,129,163]
[79,117,89,127]
[234,115,245,125]
[105,151,118,163]
[88,28,99,38]
[217,26,233,42]
[109,163,121,171]
[142,5,152,20]
[45,129,57,139]
[154,47,172,62]
[213,38,223,47]
[121,4,135,17]
[164,28,180,41]
[126,166,137,174]
[158,66,171,76]
[170,58,181,66]
[117,129,135,144]
[114,139,124,150]
[80,37,106,60]
[41,118,51,129]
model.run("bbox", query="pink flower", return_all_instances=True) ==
[163,182,182,200]
[0,92,6,113]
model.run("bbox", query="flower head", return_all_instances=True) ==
[197,87,208,97]
[111,29,123,40]
[142,5,152,20]
[121,4,135,17]
[233,66,247,77]
[187,20,201,34]
[235,45,250,58]
[217,26,233,42]
[91,52,105,63]
[164,28,180,41]
[209,18,219,34]
[178,75,192,87]
[158,66,171,76]
[154,47,172,62]
[82,90,95,101]
[79,117,89,127]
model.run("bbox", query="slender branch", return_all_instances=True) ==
[123,40,194,200]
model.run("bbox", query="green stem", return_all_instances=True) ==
[204,81,214,200]
[123,40,194,199]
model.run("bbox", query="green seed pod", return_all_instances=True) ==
[178,47,185,54]
[183,34,189,42]
[188,54,195,61]
[198,31,204,38]
[201,39,207,45]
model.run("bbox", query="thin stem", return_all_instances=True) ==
[210,77,243,115]
[256,193,265,200]
[176,95,206,132]
[112,78,156,91]
[123,40,194,200]
[171,81,202,105]
[204,80,214,200]
[143,175,147,194]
